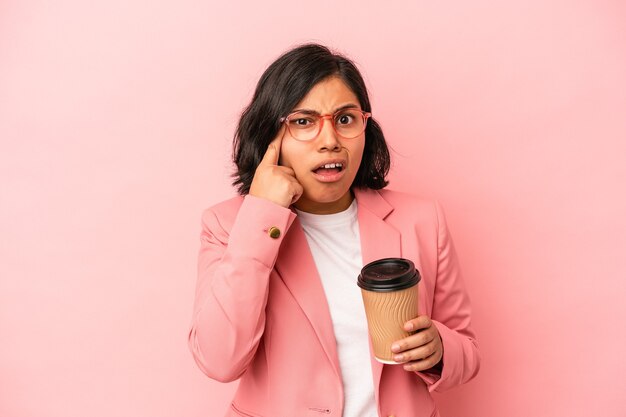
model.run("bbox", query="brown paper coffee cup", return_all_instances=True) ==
[358,258,420,364]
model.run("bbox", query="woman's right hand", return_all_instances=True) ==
[249,128,304,208]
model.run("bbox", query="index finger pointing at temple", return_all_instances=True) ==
[260,128,285,167]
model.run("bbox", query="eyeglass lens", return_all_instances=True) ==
[286,110,367,141]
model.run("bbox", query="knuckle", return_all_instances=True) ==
[405,363,418,372]
[416,333,429,346]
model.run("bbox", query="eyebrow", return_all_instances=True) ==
[291,103,360,115]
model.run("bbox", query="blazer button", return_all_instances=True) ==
[268,226,281,239]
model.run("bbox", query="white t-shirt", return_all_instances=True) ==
[295,199,377,417]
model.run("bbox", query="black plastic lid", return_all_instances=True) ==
[357,258,420,292]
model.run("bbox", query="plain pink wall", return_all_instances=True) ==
[1,0,625,416]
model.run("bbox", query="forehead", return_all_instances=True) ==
[293,76,360,111]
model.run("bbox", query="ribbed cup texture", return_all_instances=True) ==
[360,285,419,363]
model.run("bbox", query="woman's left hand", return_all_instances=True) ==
[391,315,444,372]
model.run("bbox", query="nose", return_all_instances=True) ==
[316,115,341,152]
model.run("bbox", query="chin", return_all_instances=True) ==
[312,187,349,201]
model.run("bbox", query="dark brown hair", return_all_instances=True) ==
[232,43,390,194]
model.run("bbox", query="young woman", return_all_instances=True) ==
[188,43,480,417]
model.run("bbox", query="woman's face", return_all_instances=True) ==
[277,76,366,214]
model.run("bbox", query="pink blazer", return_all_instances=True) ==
[188,188,480,417]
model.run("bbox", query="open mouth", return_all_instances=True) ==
[313,162,344,175]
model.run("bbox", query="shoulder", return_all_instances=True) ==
[377,189,452,241]
[378,188,437,209]
[199,194,295,236]
[371,188,439,216]
[199,194,245,234]
[204,194,245,217]
[359,187,444,229]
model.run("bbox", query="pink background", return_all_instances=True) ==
[1,0,625,416]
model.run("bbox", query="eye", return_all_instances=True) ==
[335,111,357,125]
[289,113,316,128]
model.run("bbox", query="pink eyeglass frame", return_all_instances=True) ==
[279,109,372,141]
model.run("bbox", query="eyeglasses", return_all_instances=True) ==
[279,108,372,141]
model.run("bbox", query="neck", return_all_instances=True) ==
[294,191,354,214]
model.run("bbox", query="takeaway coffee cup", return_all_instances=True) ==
[358,258,421,364]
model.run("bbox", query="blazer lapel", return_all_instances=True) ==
[274,216,342,381]
[354,188,401,265]
[354,188,402,406]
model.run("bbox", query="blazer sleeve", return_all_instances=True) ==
[187,194,296,382]
[415,200,481,392]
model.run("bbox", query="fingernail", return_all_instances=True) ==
[394,354,404,362]
[391,344,400,352]
[405,323,414,331]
